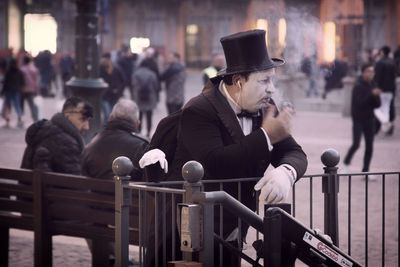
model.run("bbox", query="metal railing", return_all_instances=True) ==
[113,150,400,267]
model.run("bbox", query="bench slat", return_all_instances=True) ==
[42,173,115,193]
[0,199,33,214]
[0,168,33,183]
[0,183,33,198]
[45,189,115,206]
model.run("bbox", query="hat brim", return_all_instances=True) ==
[216,58,285,78]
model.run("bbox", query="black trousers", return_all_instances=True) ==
[139,110,153,136]
[344,119,375,172]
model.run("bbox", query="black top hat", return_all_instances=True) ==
[217,29,284,77]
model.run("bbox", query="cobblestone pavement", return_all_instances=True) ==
[1,70,399,266]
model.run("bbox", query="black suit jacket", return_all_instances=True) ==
[170,81,307,181]
[169,80,308,240]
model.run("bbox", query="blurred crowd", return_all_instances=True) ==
[1,43,399,136]
[300,45,400,100]
[0,45,187,135]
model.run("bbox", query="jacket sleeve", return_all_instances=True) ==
[374,62,384,89]
[270,136,308,179]
[32,146,52,172]
[353,84,381,110]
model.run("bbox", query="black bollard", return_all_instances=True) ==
[321,148,340,246]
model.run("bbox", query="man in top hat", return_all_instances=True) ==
[168,30,307,264]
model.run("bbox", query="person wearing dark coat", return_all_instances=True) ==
[344,63,381,173]
[374,45,397,135]
[81,99,148,180]
[117,45,137,99]
[20,96,93,174]
[160,52,186,114]
[1,58,25,127]
[132,59,159,136]
[322,58,348,99]
[100,52,126,122]
[81,99,147,263]
[147,30,307,266]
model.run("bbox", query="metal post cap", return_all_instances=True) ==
[112,156,133,176]
[182,161,204,183]
[321,149,340,167]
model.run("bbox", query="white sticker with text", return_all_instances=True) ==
[303,231,353,267]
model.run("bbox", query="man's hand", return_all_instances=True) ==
[254,166,294,204]
[261,106,293,144]
[139,149,168,173]
[372,88,382,96]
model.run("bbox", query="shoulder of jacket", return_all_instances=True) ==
[130,132,150,143]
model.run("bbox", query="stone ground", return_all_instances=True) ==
[1,70,399,266]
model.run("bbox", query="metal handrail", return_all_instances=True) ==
[113,153,400,267]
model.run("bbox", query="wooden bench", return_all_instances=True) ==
[0,167,140,267]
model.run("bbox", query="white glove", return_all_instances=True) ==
[254,165,295,204]
[139,149,168,174]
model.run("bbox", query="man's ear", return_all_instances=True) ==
[63,112,69,120]
[232,74,241,85]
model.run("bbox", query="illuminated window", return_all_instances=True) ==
[24,14,57,57]
[186,24,198,35]
[278,18,286,47]
[9,1,21,52]
[256,19,268,46]
[130,37,150,54]
[323,22,336,62]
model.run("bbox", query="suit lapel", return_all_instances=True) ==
[202,81,245,143]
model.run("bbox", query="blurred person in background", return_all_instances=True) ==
[301,54,318,98]
[160,52,186,114]
[59,51,75,98]
[202,53,225,85]
[20,55,40,122]
[343,63,381,175]
[321,58,348,99]
[374,45,397,136]
[1,58,24,128]
[141,47,161,100]
[117,44,137,99]
[100,52,125,122]
[132,58,158,137]
[34,50,55,98]
[393,45,400,76]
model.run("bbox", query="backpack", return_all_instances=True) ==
[144,110,181,182]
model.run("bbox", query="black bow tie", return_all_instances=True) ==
[237,110,261,118]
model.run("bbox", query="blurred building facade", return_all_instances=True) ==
[0,0,399,69]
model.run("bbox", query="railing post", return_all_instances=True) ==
[113,156,133,267]
[321,149,340,246]
[180,161,214,266]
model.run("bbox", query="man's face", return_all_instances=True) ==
[101,57,111,67]
[238,68,276,112]
[64,102,90,135]
[167,53,177,64]
[362,66,374,82]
